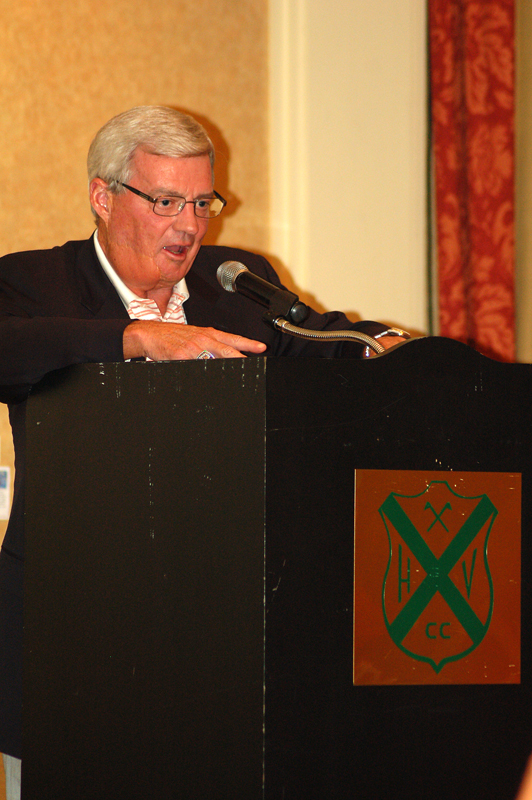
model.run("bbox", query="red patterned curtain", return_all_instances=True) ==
[429,0,515,362]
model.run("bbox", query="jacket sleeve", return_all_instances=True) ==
[0,316,130,396]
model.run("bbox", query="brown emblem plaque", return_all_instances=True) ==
[354,470,521,685]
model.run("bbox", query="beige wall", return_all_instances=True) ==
[269,0,428,334]
[0,0,269,257]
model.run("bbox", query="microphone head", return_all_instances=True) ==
[217,261,248,292]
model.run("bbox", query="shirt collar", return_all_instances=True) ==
[93,229,189,311]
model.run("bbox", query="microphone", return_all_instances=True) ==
[217,261,309,325]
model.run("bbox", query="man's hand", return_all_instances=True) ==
[123,320,267,361]
[375,334,409,351]
[366,327,411,357]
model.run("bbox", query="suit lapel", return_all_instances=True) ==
[184,266,223,327]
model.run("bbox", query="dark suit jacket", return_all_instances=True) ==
[0,236,385,757]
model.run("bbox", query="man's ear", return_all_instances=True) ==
[89,178,112,222]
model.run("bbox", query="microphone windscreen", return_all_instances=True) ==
[217,261,247,292]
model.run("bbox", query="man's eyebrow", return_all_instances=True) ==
[153,188,215,198]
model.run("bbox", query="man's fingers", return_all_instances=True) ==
[207,329,267,356]
[173,327,267,359]
[123,321,267,361]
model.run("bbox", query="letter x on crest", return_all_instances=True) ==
[380,493,497,648]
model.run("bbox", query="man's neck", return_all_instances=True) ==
[146,287,174,315]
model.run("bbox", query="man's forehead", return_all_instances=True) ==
[131,149,211,172]
[130,150,213,191]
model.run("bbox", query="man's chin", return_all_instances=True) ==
[156,260,193,287]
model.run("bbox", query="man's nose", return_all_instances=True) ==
[172,201,200,234]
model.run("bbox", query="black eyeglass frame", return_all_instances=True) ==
[115,181,227,218]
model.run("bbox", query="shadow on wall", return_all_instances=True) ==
[174,107,239,247]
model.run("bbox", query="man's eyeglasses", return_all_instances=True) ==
[116,181,227,218]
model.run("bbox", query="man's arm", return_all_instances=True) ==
[0,315,267,403]
[0,240,408,402]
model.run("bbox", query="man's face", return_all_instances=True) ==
[93,149,213,295]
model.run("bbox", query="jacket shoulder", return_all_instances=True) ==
[0,238,89,267]
[0,237,112,316]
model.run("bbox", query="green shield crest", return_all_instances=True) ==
[380,480,496,673]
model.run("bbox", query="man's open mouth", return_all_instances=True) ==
[163,245,188,256]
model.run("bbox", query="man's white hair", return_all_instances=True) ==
[87,106,215,218]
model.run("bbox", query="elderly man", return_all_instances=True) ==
[0,106,404,799]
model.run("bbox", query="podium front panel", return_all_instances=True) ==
[24,359,267,799]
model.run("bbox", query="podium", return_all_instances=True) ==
[22,338,532,799]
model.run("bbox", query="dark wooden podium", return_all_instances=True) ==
[22,339,532,799]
